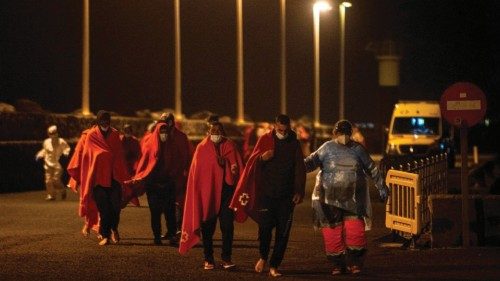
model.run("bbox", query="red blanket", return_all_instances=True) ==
[67,126,131,229]
[229,131,306,223]
[67,129,99,231]
[179,137,243,254]
[120,134,141,175]
[127,124,192,205]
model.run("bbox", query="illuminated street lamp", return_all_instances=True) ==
[339,1,351,120]
[82,0,90,115]
[313,1,332,127]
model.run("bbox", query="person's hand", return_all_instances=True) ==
[292,193,303,205]
[378,186,389,202]
[260,150,274,161]
[124,178,142,185]
[230,164,238,175]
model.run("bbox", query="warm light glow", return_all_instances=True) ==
[341,2,352,8]
[313,1,332,12]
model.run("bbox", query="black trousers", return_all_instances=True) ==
[93,181,122,239]
[258,196,295,268]
[146,180,177,239]
[201,184,235,263]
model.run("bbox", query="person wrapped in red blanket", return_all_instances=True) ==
[67,110,131,246]
[230,114,306,277]
[128,114,191,245]
[179,121,243,271]
[67,128,100,237]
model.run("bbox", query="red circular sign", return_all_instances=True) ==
[440,82,487,127]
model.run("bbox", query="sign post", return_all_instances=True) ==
[440,82,487,248]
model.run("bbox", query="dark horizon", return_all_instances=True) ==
[1,0,498,124]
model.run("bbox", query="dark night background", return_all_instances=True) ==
[1,0,499,125]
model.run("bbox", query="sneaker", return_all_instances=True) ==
[221,260,236,269]
[154,238,163,245]
[203,261,215,270]
[45,195,55,201]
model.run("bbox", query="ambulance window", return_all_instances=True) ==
[393,117,440,135]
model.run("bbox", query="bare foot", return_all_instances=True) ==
[254,259,266,273]
[269,267,282,277]
[81,224,90,238]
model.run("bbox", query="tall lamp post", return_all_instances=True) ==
[174,0,182,119]
[313,1,332,127]
[280,0,287,114]
[82,0,90,115]
[236,0,245,123]
[339,2,351,121]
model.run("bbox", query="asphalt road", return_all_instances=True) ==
[1,171,499,281]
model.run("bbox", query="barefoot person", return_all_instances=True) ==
[230,114,306,277]
[67,110,131,246]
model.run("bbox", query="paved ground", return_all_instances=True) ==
[1,171,499,281]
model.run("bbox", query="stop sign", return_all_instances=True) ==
[440,82,487,127]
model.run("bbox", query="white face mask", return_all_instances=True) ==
[210,134,222,143]
[159,133,168,142]
[336,135,350,145]
[276,132,288,140]
[99,125,109,132]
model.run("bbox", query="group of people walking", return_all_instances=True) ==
[41,110,388,277]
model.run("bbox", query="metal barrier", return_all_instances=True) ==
[384,153,448,238]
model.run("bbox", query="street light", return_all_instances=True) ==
[313,1,332,127]
[339,1,351,121]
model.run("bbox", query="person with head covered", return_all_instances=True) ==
[67,110,131,246]
[36,125,71,201]
[304,120,388,275]
[179,121,243,271]
[127,113,192,245]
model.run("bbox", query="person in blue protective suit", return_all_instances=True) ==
[304,120,388,276]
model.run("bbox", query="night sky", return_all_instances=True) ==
[1,0,498,124]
